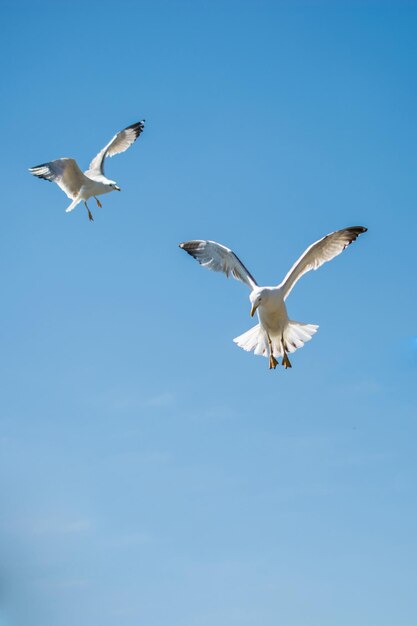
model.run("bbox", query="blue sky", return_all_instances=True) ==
[1,1,417,625]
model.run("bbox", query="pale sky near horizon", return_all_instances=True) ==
[1,1,417,625]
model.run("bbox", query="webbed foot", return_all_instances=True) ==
[282,351,292,369]
[269,354,279,370]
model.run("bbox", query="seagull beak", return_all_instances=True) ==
[114,185,121,191]
[250,303,258,317]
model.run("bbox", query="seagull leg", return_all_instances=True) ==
[84,201,94,222]
[281,335,292,369]
[267,334,278,370]
[94,196,102,208]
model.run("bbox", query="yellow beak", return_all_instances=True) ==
[250,303,258,317]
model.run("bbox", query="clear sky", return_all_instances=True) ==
[1,1,417,625]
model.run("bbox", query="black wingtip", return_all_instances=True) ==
[125,120,145,139]
[345,226,368,237]
[28,164,53,182]
[179,241,203,259]
[179,241,193,253]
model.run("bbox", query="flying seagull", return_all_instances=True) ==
[179,226,367,370]
[29,120,145,221]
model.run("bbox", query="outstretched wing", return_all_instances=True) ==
[279,226,367,300]
[179,240,258,290]
[85,120,145,178]
[29,158,86,199]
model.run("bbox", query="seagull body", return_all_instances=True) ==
[29,121,145,221]
[180,226,367,369]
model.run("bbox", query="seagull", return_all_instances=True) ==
[29,120,145,221]
[179,226,367,370]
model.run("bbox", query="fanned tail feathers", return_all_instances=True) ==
[233,321,318,359]
[233,324,269,356]
[284,321,319,354]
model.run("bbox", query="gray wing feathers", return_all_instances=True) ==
[86,120,145,176]
[179,240,258,290]
[280,226,367,300]
[28,158,86,199]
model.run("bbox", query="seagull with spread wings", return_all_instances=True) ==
[180,226,367,370]
[29,120,145,221]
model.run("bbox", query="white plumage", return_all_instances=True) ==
[180,227,367,370]
[29,121,145,221]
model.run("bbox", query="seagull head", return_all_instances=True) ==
[250,289,267,317]
[108,182,121,191]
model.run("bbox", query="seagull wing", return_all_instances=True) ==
[85,120,145,178]
[179,240,258,290]
[29,158,87,199]
[279,226,367,300]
